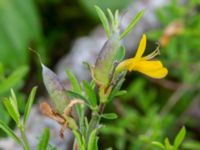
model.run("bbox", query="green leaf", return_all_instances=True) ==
[165,138,172,150]
[95,5,110,38]
[9,89,19,118]
[0,103,10,124]
[66,90,88,102]
[0,0,44,68]
[183,140,200,150]
[3,98,20,125]
[101,113,118,119]
[23,86,37,125]
[0,66,28,95]
[152,141,165,149]
[73,130,85,149]
[66,70,82,94]
[10,89,18,108]
[66,90,89,119]
[82,80,97,108]
[105,148,112,150]
[37,128,50,150]
[90,80,96,90]
[84,117,89,129]
[0,63,4,78]
[174,126,186,148]
[114,10,119,28]
[114,90,127,97]
[46,144,58,150]
[0,120,22,145]
[88,129,98,150]
[107,8,115,31]
[107,74,125,102]
[120,10,144,39]
[79,0,130,21]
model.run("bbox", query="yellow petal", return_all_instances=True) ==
[132,61,168,78]
[132,60,163,71]
[135,34,147,58]
[137,67,168,78]
[116,58,136,72]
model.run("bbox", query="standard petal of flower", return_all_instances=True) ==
[132,60,164,71]
[135,34,147,58]
[135,67,168,79]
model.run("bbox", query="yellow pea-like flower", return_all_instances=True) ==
[116,34,168,79]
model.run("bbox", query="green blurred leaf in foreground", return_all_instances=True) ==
[0,0,44,68]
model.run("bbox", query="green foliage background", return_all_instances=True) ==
[0,0,200,149]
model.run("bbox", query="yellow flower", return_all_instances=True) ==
[116,34,168,79]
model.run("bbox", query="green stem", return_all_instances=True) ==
[86,112,100,143]
[86,103,105,146]
[79,106,86,135]
[20,127,30,150]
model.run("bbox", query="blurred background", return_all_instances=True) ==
[0,0,200,149]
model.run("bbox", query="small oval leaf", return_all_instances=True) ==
[101,113,118,120]
[72,130,85,149]
[88,129,98,150]
[3,98,20,125]
[174,126,186,148]
[152,141,165,149]
[82,80,97,108]
[66,70,82,94]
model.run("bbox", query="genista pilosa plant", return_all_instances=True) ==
[40,6,167,149]
[0,6,172,150]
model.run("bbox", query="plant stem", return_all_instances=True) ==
[20,127,30,150]
[86,111,100,143]
[79,105,86,135]
[99,103,105,114]
[86,103,105,146]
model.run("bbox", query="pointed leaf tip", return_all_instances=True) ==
[174,126,186,148]
[101,113,118,119]
[120,9,144,39]
[95,5,110,38]
[23,86,37,125]
[37,128,50,150]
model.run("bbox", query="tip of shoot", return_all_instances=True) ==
[28,47,44,66]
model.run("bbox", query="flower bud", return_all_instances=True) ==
[93,32,121,87]
[42,64,69,114]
